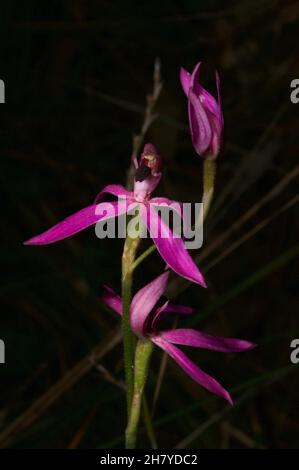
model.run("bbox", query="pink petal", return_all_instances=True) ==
[159,328,256,352]
[140,204,206,287]
[163,303,194,315]
[189,62,202,95]
[101,285,122,315]
[24,200,128,245]
[199,86,221,121]
[188,89,212,155]
[94,184,134,204]
[205,110,223,156]
[151,302,194,330]
[198,75,223,132]
[130,272,170,335]
[152,337,233,404]
[187,63,223,122]
[180,67,191,96]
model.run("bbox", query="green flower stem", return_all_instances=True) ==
[122,236,141,416]
[125,339,154,449]
[121,159,216,447]
[202,158,217,221]
[142,394,158,449]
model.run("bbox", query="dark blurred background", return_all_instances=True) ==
[0,0,298,449]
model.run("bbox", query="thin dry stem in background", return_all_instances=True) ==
[127,57,163,189]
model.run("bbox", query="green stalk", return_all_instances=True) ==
[121,158,216,447]
[125,339,153,449]
[142,394,158,449]
[121,236,140,416]
[202,158,216,221]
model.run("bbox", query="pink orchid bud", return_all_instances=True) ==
[180,63,224,160]
[133,143,162,202]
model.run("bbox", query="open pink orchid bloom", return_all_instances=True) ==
[180,63,224,159]
[24,144,206,287]
[101,272,256,404]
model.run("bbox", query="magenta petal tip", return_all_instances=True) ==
[226,392,233,406]
[23,237,45,246]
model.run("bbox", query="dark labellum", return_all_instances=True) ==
[135,163,151,182]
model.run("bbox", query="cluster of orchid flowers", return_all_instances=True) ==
[25,63,255,446]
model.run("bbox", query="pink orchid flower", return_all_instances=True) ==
[101,272,256,404]
[24,144,206,287]
[180,62,224,159]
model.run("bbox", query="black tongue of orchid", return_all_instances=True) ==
[135,143,162,180]
[135,163,151,182]
[133,143,163,201]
